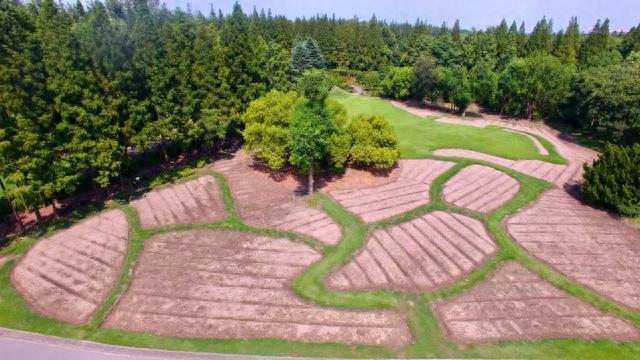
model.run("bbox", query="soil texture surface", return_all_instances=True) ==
[326,211,497,292]
[105,229,411,347]
[433,261,640,344]
[11,210,129,324]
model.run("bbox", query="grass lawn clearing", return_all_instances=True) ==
[330,91,565,164]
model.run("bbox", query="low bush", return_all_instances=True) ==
[582,144,640,216]
[348,115,400,169]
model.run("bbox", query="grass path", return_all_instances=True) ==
[330,91,566,164]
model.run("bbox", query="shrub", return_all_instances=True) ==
[348,115,400,168]
[381,67,414,99]
[241,90,302,170]
[582,144,640,216]
[358,71,382,92]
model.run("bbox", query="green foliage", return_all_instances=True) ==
[411,56,440,101]
[327,133,351,170]
[358,71,382,92]
[498,55,574,119]
[148,167,196,188]
[470,60,499,108]
[583,144,640,216]
[288,103,335,192]
[290,38,326,76]
[441,65,473,114]
[297,69,332,105]
[348,115,400,169]
[567,62,640,144]
[381,67,414,99]
[241,90,302,169]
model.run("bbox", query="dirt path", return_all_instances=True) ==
[11,210,129,324]
[507,189,640,311]
[211,151,341,245]
[105,230,411,347]
[433,261,640,344]
[326,211,497,292]
[327,159,454,223]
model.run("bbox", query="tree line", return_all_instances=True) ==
[1,0,639,218]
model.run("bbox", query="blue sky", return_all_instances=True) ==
[157,0,639,31]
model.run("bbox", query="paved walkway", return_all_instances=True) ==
[0,328,284,360]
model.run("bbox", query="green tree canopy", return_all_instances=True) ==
[348,115,400,169]
[241,90,302,169]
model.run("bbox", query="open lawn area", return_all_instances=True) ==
[330,91,565,164]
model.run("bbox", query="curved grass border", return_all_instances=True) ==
[1,155,640,358]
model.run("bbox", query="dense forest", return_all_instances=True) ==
[1,0,639,217]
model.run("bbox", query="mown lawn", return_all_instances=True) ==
[330,91,565,163]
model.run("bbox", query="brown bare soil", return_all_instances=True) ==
[433,261,640,344]
[130,176,225,228]
[434,149,585,187]
[507,189,640,311]
[321,165,402,192]
[326,211,496,292]
[328,160,455,223]
[211,151,341,245]
[11,209,129,324]
[105,229,411,347]
[443,165,520,213]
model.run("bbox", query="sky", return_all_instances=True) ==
[151,0,639,32]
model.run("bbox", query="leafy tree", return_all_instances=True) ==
[411,56,440,102]
[578,19,621,68]
[348,115,400,169]
[266,43,292,91]
[296,69,331,105]
[381,66,414,99]
[621,24,640,58]
[470,60,499,109]
[526,16,553,55]
[241,90,301,169]
[451,19,461,43]
[288,103,334,194]
[554,17,580,64]
[567,62,640,143]
[442,65,473,115]
[221,2,267,118]
[495,19,517,68]
[583,144,640,216]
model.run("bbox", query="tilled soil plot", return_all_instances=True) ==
[433,262,640,344]
[443,165,520,213]
[434,149,583,187]
[11,210,129,324]
[211,151,341,245]
[326,211,496,292]
[507,189,640,311]
[105,230,411,347]
[328,160,455,223]
[131,176,225,228]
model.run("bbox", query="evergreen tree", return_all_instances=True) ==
[451,19,461,43]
